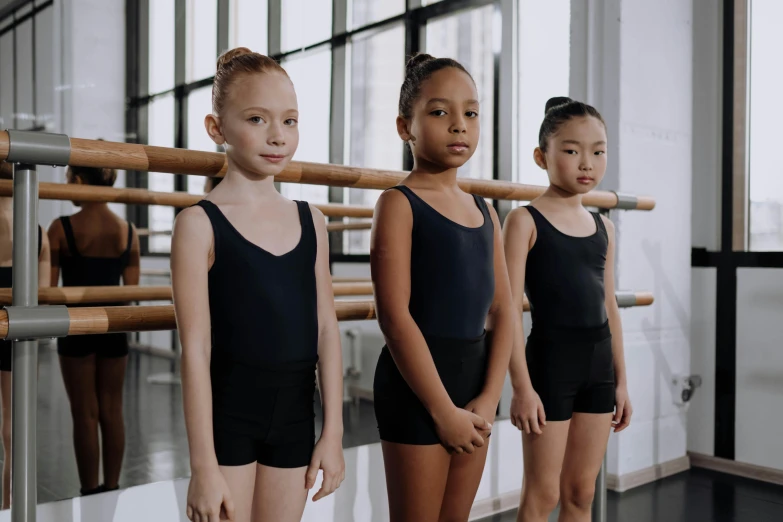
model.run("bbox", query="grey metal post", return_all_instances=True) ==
[592,456,607,522]
[11,163,40,522]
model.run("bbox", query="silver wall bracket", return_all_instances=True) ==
[611,191,639,210]
[4,305,70,340]
[5,129,71,166]
[615,291,638,308]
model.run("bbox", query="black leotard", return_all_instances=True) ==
[57,216,133,358]
[524,206,608,329]
[197,199,319,468]
[393,185,495,339]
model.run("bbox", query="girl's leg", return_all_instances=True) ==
[557,413,612,522]
[1,371,12,509]
[517,420,571,522]
[438,435,490,521]
[59,354,101,492]
[96,355,128,489]
[219,463,257,522]
[382,441,452,522]
[250,465,309,522]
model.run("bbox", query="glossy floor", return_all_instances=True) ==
[477,467,783,522]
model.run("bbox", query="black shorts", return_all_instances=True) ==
[57,334,130,358]
[211,357,317,468]
[373,332,488,445]
[526,321,615,422]
[0,341,11,372]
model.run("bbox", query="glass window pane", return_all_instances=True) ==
[518,0,570,187]
[187,0,218,82]
[148,94,176,253]
[748,0,783,251]
[0,33,14,130]
[346,24,405,253]
[187,86,217,194]
[281,49,331,204]
[36,6,56,132]
[230,0,268,54]
[15,20,33,130]
[350,0,404,29]
[426,6,495,181]
[281,0,332,53]
[149,0,175,94]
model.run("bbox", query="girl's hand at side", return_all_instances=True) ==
[306,432,345,501]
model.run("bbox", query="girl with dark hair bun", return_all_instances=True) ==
[371,53,515,521]
[47,163,140,497]
[503,97,632,522]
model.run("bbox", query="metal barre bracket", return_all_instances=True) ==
[5,129,71,166]
[612,191,638,210]
[615,291,637,308]
[4,305,70,340]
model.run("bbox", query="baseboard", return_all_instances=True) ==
[607,455,691,492]
[469,489,520,521]
[688,451,783,486]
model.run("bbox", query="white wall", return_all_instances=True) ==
[688,268,716,456]
[571,0,694,478]
[735,269,783,471]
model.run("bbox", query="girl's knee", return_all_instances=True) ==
[560,480,595,511]
[521,483,560,514]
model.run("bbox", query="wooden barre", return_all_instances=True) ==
[0,285,654,307]
[0,292,654,336]
[0,134,655,210]
[135,221,373,237]
[0,179,375,218]
[0,301,377,338]
[0,282,377,305]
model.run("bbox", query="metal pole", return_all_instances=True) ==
[592,456,607,522]
[11,163,39,522]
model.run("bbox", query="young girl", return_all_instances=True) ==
[0,162,50,509]
[172,47,344,522]
[503,97,633,522]
[371,53,514,522]
[47,164,140,496]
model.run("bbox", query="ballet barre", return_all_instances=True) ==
[0,286,654,308]
[0,131,655,211]
[0,179,375,218]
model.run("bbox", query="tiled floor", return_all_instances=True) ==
[476,468,783,522]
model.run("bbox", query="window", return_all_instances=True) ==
[281,48,332,203]
[517,0,570,187]
[426,6,496,181]
[187,86,217,194]
[147,94,176,253]
[281,0,332,53]
[15,20,33,130]
[149,0,176,94]
[0,33,13,130]
[748,0,783,251]
[230,0,268,54]
[186,0,218,82]
[345,24,405,253]
[349,0,404,29]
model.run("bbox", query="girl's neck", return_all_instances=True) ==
[409,157,460,190]
[0,197,12,213]
[76,202,110,213]
[214,161,280,204]
[541,183,584,208]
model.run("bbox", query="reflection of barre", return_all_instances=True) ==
[0,292,655,337]
[135,221,373,236]
[0,132,656,211]
[0,300,378,338]
[0,282,379,305]
[0,179,375,218]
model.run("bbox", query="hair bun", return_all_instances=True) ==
[406,53,435,73]
[217,47,254,71]
[545,96,573,114]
